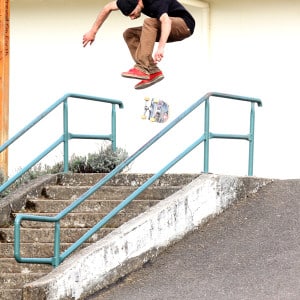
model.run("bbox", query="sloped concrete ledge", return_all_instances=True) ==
[23,174,273,300]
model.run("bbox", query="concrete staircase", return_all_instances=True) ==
[0,173,198,300]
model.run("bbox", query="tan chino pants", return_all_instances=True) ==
[123,17,191,74]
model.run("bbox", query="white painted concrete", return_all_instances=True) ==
[23,174,271,299]
[8,0,300,179]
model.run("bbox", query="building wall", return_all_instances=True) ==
[206,0,300,178]
[8,0,300,178]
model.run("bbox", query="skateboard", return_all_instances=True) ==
[141,97,169,123]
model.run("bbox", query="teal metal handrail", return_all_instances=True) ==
[0,93,124,194]
[14,92,262,267]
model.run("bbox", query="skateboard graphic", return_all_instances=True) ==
[141,97,169,123]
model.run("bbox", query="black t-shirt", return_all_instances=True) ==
[142,0,195,34]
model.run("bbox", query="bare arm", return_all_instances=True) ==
[83,1,119,47]
[154,13,172,63]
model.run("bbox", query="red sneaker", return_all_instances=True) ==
[134,71,164,89]
[121,68,150,80]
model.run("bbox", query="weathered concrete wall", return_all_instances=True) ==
[23,174,272,300]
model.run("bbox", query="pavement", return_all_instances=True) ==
[87,179,300,300]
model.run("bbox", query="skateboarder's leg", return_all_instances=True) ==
[167,17,192,42]
[123,26,142,64]
[135,18,161,74]
[132,18,165,89]
[122,26,150,79]
[123,18,161,75]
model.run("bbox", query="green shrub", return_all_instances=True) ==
[41,144,128,174]
[86,146,128,173]
[66,145,128,173]
[68,155,87,173]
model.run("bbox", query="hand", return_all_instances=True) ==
[82,31,96,47]
[154,48,164,63]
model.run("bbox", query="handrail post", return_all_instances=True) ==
[63,99,69,173]
[203,99,210,173]
[248,103,256,176]
[14,216,21,262]
[111,104,116,152]
[53,221,61,267]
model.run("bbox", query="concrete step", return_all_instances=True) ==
[0,242,91,258]
[0,273,47,289]
[0,227,113,243]
[15,211,146,228]
[40,185,181,200]
[57,173,198,187]
[0,289,22,300]
[0,259,51,293]
[24,199,160,214]
[0,258,52,273]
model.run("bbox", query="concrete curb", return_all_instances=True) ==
[23,174,272,300]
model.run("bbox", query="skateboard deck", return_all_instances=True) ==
[141,97,169,123]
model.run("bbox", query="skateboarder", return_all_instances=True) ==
[83,0,195,89]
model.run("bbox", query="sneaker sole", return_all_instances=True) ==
[134,75,164,89]
[121,73,150,80]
